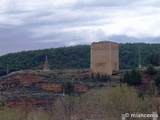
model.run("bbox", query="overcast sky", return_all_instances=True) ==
[0,0,160,55]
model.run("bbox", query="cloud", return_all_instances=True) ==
[0,0,160,55]
[108,35,160,43]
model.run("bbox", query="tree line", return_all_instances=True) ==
[121,64,160,92]
[0,45,90,76]
[0,43,160,76]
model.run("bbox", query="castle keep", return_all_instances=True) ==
[91,41,119,75]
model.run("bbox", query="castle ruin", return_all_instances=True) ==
[91,41,119,75]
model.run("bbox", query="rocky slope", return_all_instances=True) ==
[0,67,159,110]
[0,69,89,109]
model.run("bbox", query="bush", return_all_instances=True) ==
[146,64,157,75]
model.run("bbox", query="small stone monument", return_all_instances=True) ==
[43,55,51,71]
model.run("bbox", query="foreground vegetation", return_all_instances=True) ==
[0,84,159,120]
[1,43,160,76]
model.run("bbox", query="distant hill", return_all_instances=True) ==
[0,45,90,76]
[0,43,160,76]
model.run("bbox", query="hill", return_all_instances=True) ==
[0,43,160,76]
[0,66,159,110]
[0,45,90,76]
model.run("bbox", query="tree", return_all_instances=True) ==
[146,64,157,75]
[150,52,160,66]
[122,70,130,84]
[102,74,110,82]
[95,72,101,81]
[63,81,74,95]
[90,72,95,81]
[0,70,7,76]
[121,68,142,86]
[130,68,142,86]
[155,73,160,89]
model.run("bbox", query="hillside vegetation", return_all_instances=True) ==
[0,43,160,76]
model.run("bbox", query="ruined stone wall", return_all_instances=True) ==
[91,41,119,75]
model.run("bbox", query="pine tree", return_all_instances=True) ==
[91,72,95,81]
[155,73,160,89]
[122,71,130,84]
[122,69,142,86]
[96,72,101,81]
[146,64,157,75]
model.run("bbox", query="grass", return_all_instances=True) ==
[0,107,50,120]
[0,107,24,120]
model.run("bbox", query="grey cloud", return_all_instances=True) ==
[25,10,105,28]
[73,1,118,8]
[0,0,160,56]
[72,0,139,9]
[0,28,97,55]
[108,35,160,43]
[0,26,32,42]
[0,25,67,55]
[0,40,62,56]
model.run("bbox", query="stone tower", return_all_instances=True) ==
[91,41,119,75]
[43,55,51,71]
